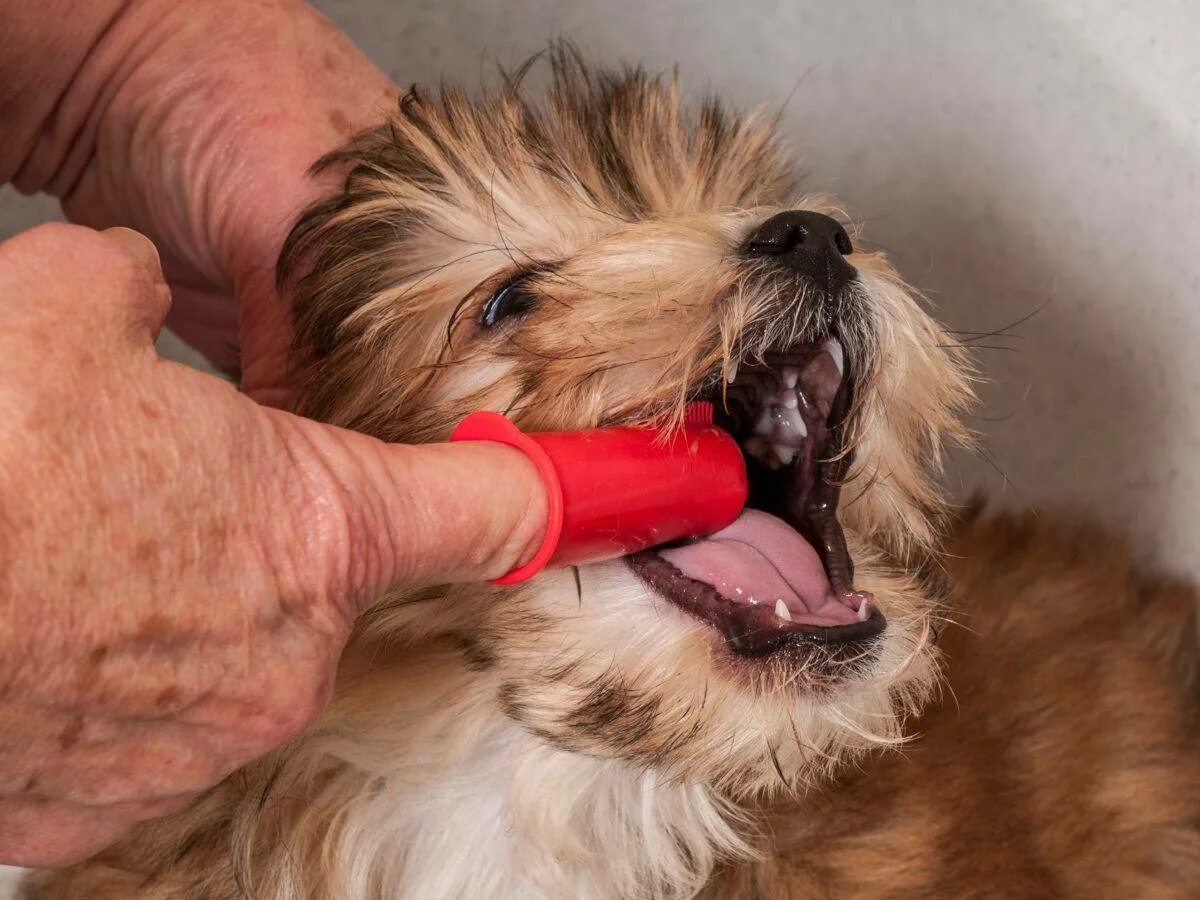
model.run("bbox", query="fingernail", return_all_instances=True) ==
[104,227,161,269]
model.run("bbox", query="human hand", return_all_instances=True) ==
[4,0,399,404]
[0,225,546,867]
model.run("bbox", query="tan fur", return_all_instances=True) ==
[27,49,1198,899]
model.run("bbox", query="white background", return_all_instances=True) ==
[1,7,1196,880]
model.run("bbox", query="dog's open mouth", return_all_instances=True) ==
[628,336,885,657]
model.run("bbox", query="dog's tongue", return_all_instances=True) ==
[656,509,862,627]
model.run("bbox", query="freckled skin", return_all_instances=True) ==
[0,227,345,850]
[57,719,84,750]
[0,216,550,873]
[328,109,351,133]
[0,223,541,869]
[0,0,551,867]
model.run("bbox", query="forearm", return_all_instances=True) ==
[0,0,130,191]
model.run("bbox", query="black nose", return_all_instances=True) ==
[743,211,857,294]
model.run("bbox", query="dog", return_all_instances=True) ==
[27,48,1200,899]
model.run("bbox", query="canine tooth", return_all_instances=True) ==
[782,367,798,389]
[857,597,870,621]
[825,338,845,377]
[774,599,793,622]
[774,406,807,437]
[772,443,797,465]
[780,389,799,410]
[725,360,739,383]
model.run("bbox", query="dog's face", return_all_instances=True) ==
[281,52,972,799]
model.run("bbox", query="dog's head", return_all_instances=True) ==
[280,49,972,799]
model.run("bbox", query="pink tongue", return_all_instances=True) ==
[657,509,861,627]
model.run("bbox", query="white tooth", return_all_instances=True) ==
[725,360,739,383]
[825,338,845,377]
[857,597,869,621]
[772,443,797,465]
[782,367,798,389]
[755,407,774,436]
[774,599,793,622]
[780,390,799,411]
[774,406,807,437]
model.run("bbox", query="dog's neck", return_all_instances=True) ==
[301,638,758,899]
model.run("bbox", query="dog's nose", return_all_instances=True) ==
[743,211,857,294]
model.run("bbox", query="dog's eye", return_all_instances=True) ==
[480,279,537,327]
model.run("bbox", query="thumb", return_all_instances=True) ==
[256,407,548,612]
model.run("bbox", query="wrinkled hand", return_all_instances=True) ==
[9,0,399,404]
[0,226,545,867]
[0,0,542,867]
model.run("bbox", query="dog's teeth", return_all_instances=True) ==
[774,599,793,622]
[725,360,739,383]
[780,389,799,411]
[857,597,869,621]
[782,367,798,389]
[753,408,772,436]
[772,443,796,465]
[825,337,845,378]
[773,406,807,438]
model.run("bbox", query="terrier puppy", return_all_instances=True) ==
[28,49,1200,899]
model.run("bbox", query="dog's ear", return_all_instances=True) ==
[275,111,446,423]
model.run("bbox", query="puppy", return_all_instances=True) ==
[28,49,1200,899]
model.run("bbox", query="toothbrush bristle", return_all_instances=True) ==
[684,401,714,426]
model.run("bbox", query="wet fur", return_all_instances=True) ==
[27,49,1199,898]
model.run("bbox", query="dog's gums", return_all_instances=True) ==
[630,335,882,657]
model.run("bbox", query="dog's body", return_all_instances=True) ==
[26,51,1200,898]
